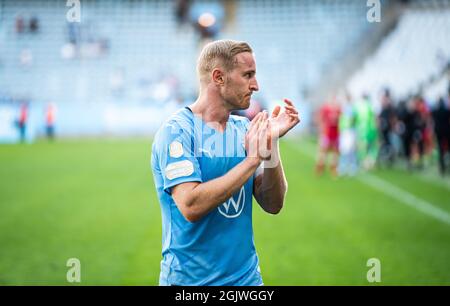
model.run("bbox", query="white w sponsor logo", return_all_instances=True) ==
[218,186,245,218]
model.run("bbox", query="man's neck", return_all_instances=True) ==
[189,89,231,132]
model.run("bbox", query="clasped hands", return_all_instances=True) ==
[245,98,300,161]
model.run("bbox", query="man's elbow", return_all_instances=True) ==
[172,182,204,223]
[266,205,282,215]
[183,210,202,223]
[176,198,203,223]
[266,198,284,215]
[268,183,287,215]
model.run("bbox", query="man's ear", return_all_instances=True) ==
[212,68,225,86]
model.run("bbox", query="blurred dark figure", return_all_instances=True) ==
[17,102,28,143]
[190,2,224,44]
[45,103,56,141]
[378,89,396,166]
[29,16,39,33]
[396,99,417,169]
[409,97,427,169]
[175,0,192,28]
[15,15,25,34]
[395,100,409,161]
[432,98,450,176]
[195,20,219,41]
[416,96,434,162]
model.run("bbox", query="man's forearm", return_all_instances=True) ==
[254,140,288,214]
[183,157,261,221]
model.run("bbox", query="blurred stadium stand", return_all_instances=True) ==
[0,0,449,139]
[347,0,450,105]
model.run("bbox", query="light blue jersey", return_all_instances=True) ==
[151,107,263,286]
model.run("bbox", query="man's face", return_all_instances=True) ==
[221,52,259,110]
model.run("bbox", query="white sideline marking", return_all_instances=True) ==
[387,163,450,192]
[359,174,450,225]
[291,141,450,226]
[417,170,450,192]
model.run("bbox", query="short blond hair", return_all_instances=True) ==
[197,39,253,83]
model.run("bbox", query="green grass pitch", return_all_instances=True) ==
[0,138,449,285]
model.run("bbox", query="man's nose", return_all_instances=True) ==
[250,78,259,92]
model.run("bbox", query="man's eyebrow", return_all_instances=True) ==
[243,69,256,74]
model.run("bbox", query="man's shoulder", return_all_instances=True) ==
[153,107,194,149]
[157,107,194,134]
